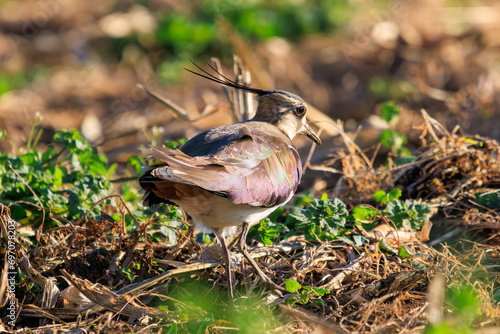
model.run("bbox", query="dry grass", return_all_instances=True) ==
[2,113,499,333]
[2,1,500,332]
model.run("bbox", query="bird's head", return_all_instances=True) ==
[253,90,321,145]
[186,62,321,145]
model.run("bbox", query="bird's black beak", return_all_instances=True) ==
[304,124,321,145]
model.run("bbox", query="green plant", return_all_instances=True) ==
[352,188,432,231]
[385,199,432,231]
[121,267,136,284]
[164,138,187,150]
[286,194,351,242]
[250,217,288,246]
[151,1,354,82]
[369,76,408,100]
[0,128,115,224]
[373,188,402,204]
[1,126,189,241]
[248,207,288,245]
[284,279,330,306]
[425,285,480,334]
[474,191,500,210]
[377,102,413,162]
[249,189,432,249]
[0,67,51,95]
[157,278,284,333]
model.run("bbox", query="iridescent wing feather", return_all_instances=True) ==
[139,123,302,208]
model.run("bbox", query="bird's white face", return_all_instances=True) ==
[276,110,306,139]
[277,111,321,145]
[255,91,321,144]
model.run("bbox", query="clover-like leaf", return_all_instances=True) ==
[285,279,302,293]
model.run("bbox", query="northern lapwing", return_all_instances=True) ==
[139,64,321,297]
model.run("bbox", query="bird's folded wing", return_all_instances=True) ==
[146,132,302,208]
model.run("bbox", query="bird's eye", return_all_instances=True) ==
[294,106,306,117]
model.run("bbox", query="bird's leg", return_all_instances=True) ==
[214,230,234,298]
[239,223,286,293]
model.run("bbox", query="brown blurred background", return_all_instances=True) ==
[1,0,499,167]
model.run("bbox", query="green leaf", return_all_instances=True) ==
[312,287,330,296]
[268,206,284,221]
[384,199,432,231]
[493,289,500,304]
[287,208,309,222]
[51,166,64,187]
[160,225,178,245]
[393,156,416,165]
[202,232,212,244]
[294,191,314,206]
[426,323,466,334]
[474,191,500,209]
[20,152,37,166]
[107,163,117,180]
[41,145,57,163]
[291,198,349,242]
[164,139,186,150]
[285,297,297,306]
[388,188,402,201]
[285,279,302,293]
[249,218,288,245]
[398,147,413,157]
[409,200,431,219]
[379,239,397,255]
[385,199,406,227]
[379,129,406,152]
[1,130,115,222]
[190,314,214,334]
[54,129,87,151]
[285,208,310,230]
[352,234,369,246]
[9,204,26,221]
[380,101,400,123]
[166,323,177,334]
[88,158,108,176]
[298,290,310,304]
[351,205,377,221]
[373,190,387,204]
[127,155,144,174]
[398,245,415,259]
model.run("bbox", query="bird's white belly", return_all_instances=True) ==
[173,192,283,230]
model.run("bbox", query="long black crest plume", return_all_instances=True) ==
[185,60,269,96]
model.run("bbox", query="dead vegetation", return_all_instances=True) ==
[1,0,500,333]
[1,113,499,333]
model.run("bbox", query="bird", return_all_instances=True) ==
[139,63,321,297]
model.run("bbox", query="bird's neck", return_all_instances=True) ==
[274,119,299,142]
[250,113,297,142]
[252,106,278,124]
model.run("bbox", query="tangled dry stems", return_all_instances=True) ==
[2,113,499,333]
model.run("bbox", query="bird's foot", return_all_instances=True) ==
[199,244,241,269]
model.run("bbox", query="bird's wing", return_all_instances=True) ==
[213,126,302,207]
[142,125,302,208]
